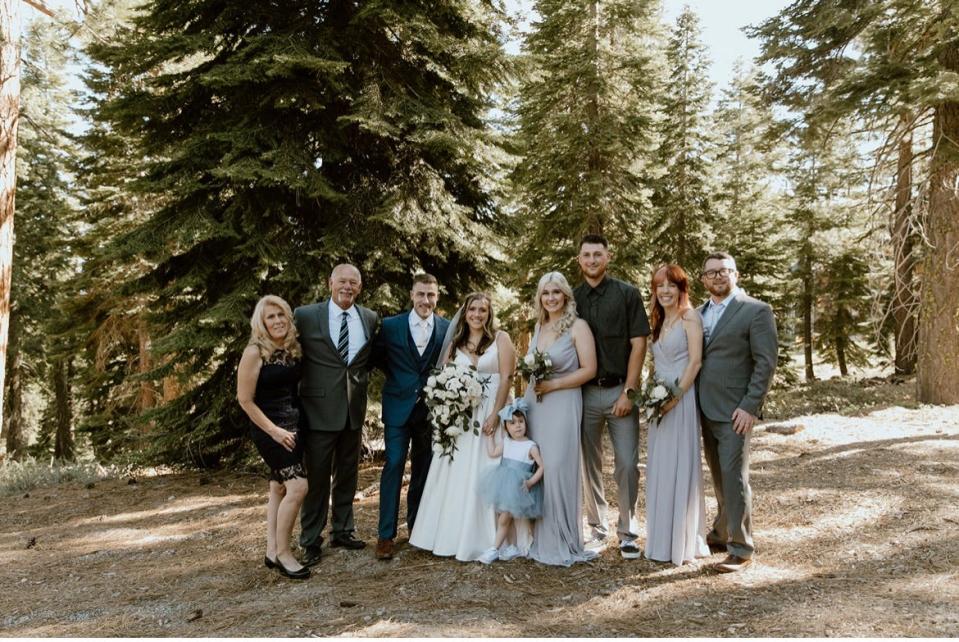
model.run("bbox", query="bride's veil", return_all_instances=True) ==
[437,304,464,367]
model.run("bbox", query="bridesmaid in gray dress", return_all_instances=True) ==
[524,272,598,566]
[644,264,710,565]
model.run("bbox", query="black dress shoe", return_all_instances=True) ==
[330,534,367,550]
[301,547,322,568]
[264,556,277,569]
[275,558,310,580]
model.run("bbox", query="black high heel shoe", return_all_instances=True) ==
[264,556,277,569]
[275,558,310,580]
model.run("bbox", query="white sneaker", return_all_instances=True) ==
[619,539,642,560]
[499,545,522,561]
[585,535,608,553]
[478,547,499,564]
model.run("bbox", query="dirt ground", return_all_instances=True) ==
[2,390,959,637]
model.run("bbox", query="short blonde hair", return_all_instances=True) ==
[534,272,577,335]
[248,295,302,361]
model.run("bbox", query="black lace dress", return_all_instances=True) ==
[250,349,306,482]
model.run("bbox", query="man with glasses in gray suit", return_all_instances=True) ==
[697,252,777,573]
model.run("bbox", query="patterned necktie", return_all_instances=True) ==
[337,311,350,362]
[417,319,429,356]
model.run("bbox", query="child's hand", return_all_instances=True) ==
[523,480,533,491]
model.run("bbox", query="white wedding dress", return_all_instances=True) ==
[410,343,516,561]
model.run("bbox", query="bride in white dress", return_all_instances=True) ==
[409,292,518,561]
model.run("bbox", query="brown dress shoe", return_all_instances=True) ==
[375,538,395,560]
[714,554,752,573]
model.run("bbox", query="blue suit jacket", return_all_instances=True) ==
[373,311,450,427]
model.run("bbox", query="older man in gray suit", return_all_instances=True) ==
[295,264,379,567]
[696,252,777,573]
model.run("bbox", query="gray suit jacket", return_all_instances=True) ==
[294,300,379,432]
[696,291,778,423]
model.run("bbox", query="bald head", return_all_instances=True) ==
[329,264,362,310]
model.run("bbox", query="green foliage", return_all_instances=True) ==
[5,19,80,458]
[814,245,874,374]
[75,0,512,465]
[0,458,126,496]
[647,6,715,292]
[511,0,665,290]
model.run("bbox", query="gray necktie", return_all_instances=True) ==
[337,311,349,362]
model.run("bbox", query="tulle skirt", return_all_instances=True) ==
[478,458,543,519]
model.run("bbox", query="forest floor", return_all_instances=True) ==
[2,377,959,637]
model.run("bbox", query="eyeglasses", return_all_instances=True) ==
[702,268,734,279]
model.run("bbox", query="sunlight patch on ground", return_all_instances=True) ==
[764,493,893,543]
[74,494,254,526]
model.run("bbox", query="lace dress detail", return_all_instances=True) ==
[250,348,306,482]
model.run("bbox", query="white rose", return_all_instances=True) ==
[427,375,437,388]
[652,385,668,400]
[524,353,536,366]
[448,378,462,391]
[432,443,443,454]
[436,371,449,384]
[444,426,462,437]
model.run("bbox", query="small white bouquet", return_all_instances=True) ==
[517,349,555,402]
[423,362,488,460]
[630,375,681,425]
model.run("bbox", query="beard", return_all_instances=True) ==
[707,281,732,298]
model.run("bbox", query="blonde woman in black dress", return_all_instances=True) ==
[237,295,309,579]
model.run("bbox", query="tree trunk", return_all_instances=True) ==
[53,357,74,460]
[835,331,848,377]
[138,316,155,410]
[892,111,918,375]
[801,241,815,382]
[4,308,23,459]
[0,0,22,435]
[918,38,959,403]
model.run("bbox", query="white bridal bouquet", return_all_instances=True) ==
[631,375,681,425]
[423,362,488,461]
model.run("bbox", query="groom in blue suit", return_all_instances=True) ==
[372,273,450,560]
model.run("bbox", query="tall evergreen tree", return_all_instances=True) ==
[78,0,512,465]
[711,62,795,382]
[751,0,959,402]
[647,5,715,291]
[2,19,78,460]
[511,0,665,286]
[815,244,873,376]
[783,123,864,381]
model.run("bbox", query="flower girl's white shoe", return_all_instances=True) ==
[499,545,522,561]
[478,547,499,564]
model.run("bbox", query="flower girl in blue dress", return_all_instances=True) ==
[477,399,545,564]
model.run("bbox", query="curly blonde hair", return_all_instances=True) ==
[248,295,302,361]
[534,272,578,336]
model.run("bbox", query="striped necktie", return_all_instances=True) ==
[337,311,350,362]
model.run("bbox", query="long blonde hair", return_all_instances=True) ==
[534,272,577,335]
[248,295,302,361]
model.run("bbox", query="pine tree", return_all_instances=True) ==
[751,0,959,402]
[2,19,78,460]
[647,5,715,292]
[77,0,512,465]
[783,123,864,381]
[511,0,665,288]
[815,244,873,376]
[710,62,795,382]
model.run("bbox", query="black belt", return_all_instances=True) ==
[591,376,625,388]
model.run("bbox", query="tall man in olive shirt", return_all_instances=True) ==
[573,234,650,559]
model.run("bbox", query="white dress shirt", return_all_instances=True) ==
[408,310,435,356]
[329,302,367,364]
[702,286,741,342]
